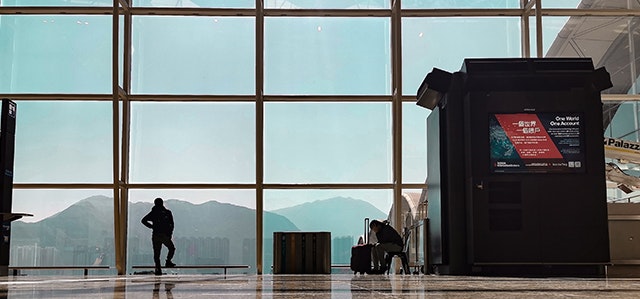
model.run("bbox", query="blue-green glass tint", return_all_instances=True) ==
[606,102,640,142]
[265,0,388,9]
[402,17,521,95]
[263,189,393,273]
[11,189,115,272]
[1,0,112,6]
[543,16,639,95]
[264,18,391,95]
[529,16,537,58]
[14,101,113,183]
[541,0,637,9]
[128,189,256,273]
[131,16,255,95]
[264,102,392,183]
[539,17,568,57]
[402,0,519,9]
[0,15,112,94]
[403,102,429,184]
[133,0,254,8]
[129,102,256,183]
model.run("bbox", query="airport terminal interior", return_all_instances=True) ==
[4,0,640,297]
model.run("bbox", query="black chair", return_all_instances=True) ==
[384,229,411,274]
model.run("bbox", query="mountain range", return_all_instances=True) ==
[271,196,387,238]
[10,194,387,268]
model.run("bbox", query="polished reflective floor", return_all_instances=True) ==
[2,274,640,298]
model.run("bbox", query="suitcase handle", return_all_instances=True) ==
[364,217,369,244]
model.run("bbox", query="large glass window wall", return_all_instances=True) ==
[263,189,392,273]
[130,102,256,183]
[131,16,255,95]
[127,189,255,274]
[2,0,639,274]
[10,189,115,274]
[264,17,391,95]
[0,15,112,94]
[264,102,392,183]
[402,17,521,95]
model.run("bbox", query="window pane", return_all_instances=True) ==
[128,189,255,273]
[0,15,112,93]
[11,189,115,273]
[130,102,255,183]
[134,0,254,8]
[401,189,427,271]
[14,101,113,183]
[263,189,392,273]
[542,0,638,9]
[403,103,429,184]
[1,0,111,6]
[265,17,390,95]
[402,17,521,95]
[403,0,519,9]
[544,16,640,95]
[132,16,255,95]
[529,16,538,57]
[265,102,392,183]
[266,0,388,9]
[606,102,640,141]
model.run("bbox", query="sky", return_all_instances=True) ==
[1,0,590,224]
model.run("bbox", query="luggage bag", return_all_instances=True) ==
[350,218,372,274]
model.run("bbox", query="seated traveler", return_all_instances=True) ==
[369,219,403,274]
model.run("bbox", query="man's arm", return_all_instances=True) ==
[141,211,154,229]
[168,210,175,233]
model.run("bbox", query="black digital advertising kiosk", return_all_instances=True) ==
[418,58,612,276]
[0,99,29,276]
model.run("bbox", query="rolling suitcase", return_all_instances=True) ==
[350,218,372,274]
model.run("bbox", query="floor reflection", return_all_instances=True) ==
[0,274,640,298]
[153,282,175,299]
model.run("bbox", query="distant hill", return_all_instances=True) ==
[9,195,386,269]
[10,195,299,267]
[11,195,114,248]
[128,199,298,240]
[13,196,298,245]
[270,196,387,238]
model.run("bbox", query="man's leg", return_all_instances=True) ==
[379,243,402,254]
[371,244,385,271]
[378,243,403,271]
[152,235,163,274]
[162,235,176,267]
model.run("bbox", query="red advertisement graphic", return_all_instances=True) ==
[494,114,562,159]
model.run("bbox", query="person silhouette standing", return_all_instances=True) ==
[142,197,176,275]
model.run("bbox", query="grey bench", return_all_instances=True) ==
[9,266,111,276]
[131,265,250,275]
[331,264,351,268]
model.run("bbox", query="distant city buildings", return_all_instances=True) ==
[11,235,361,275]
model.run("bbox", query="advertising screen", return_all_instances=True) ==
[489,113,585,173]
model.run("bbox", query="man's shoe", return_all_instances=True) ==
[154,269,162,276]
[165,260,176,268]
